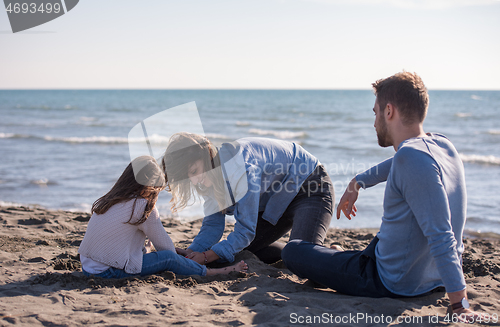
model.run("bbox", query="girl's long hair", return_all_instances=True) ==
[162,132,226,214]
[91,156,166,225]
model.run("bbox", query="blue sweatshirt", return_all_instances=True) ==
[189,137,319,262]
[356,133,467,296]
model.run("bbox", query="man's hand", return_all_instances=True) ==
[452,307,489,324]
[447,289,488,323]
[336,178,361,220]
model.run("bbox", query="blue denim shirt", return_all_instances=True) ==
[356,133,467,295]
[188,137,319,262]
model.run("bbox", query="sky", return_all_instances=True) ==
[0,0,499,89]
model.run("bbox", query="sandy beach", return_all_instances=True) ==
[0,205,499,326]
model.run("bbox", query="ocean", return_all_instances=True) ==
[1,90,499,235]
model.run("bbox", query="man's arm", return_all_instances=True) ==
[337,158,393,219]
[356,157,393,189]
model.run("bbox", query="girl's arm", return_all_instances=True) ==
[138,206,176,252]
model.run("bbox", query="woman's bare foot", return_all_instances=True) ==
[330,244,344,251]
[206,260,248,276]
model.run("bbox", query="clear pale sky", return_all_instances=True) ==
[0,0,499,89]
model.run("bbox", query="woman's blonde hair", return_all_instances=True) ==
[162,132,226,213]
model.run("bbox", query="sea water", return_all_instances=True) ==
[0,90,499,234]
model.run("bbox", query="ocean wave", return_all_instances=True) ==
[205,133,231,140]
[455,113,472,118]
[236,121,251,126]
[78,116,97,122]
[470,95,482,100]
[248,128,307,139]
[13,104,78,110]
[30,178,57,186]
[1,132,229,145]
[43,135,130,144]
[0,201,28,207]
[460,153,500,166]
[465,217,500,237]
[64,203,92,213]
[0,132,30,139]
[1,132,148,144]
[488,130,500,135]
[467,216,500,225]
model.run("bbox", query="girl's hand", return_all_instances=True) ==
[185,251,205,265]
[145,240,154,253]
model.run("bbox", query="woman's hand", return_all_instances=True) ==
[185,250,220,265]
[175,248,192,256]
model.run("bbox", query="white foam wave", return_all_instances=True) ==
[470,95,482,100]
[455,113,472,118]
[0,132,130,144]
[78,116,97,121]
[31,178,49,185]
[488,130,500,135]
[42,134,170,144]
[460,154,500,166]
[0,133,32,139]
[205,133,231,140]
[3,132,229,145]
[43,135,130,144]
[30,178,57,186]
[64,203,92,213]
[248,129,307,139]
[0,201,32,208]
[236,121,251,126]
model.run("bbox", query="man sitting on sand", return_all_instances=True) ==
[282,71,481,319]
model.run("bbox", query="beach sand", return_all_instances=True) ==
[1,205,499,326]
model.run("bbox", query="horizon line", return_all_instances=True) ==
[1,88,500,91]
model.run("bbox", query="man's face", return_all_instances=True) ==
[373,98,392,148]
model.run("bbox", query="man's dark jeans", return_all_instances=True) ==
[282,236,399,298]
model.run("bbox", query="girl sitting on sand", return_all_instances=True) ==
[78,156,248,279]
